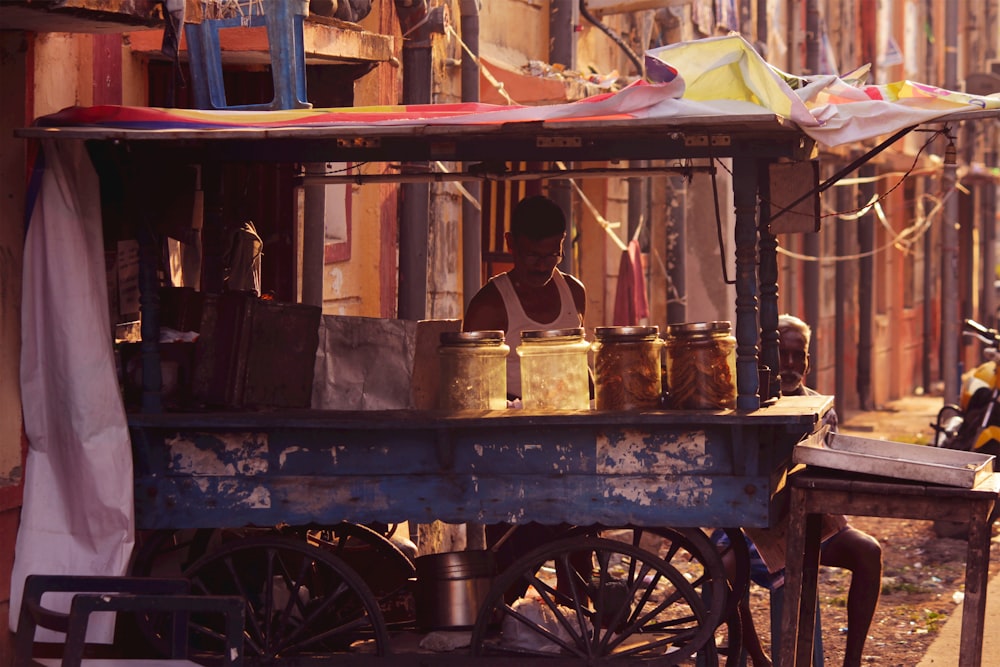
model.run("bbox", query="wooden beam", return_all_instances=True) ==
[127,19,393,65]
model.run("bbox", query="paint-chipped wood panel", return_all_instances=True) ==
[129,399,829,531]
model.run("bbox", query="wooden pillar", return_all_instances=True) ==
[733,156,761,410]
[758,166,779,400]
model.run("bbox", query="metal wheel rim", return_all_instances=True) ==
[471,536,716,665]
[182,534,390,661]
[564,525,744,665]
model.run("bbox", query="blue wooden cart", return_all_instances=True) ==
[23,107,832,665]
[124,399,830,665]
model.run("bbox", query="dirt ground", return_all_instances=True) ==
[745,395,1000,666]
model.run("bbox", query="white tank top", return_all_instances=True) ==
[493,271,582,398]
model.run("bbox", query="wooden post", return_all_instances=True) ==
[733,156,761,410]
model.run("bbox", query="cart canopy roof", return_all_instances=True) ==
[19,35,999,165]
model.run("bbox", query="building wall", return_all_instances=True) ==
[769,0,1000,413]
[315,4,402,318]
[0,26,114,664]
[0,27,27,666]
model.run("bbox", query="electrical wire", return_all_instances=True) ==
[777,187,955,263]
[579,0,645,79]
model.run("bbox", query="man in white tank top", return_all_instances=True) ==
[462,194,589,579]
[462,195,587,400]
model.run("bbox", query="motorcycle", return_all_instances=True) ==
[932,318,1000,459]
[930,318,1000,538]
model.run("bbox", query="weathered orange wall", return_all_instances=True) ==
[0,29,27,663]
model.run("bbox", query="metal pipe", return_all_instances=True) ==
[666,175,686,325]
[395,1,445,320]
[138,219,163,413]
[941,134,960,403]
[301,162,326,307]
[551,0,578,275]
[835,178,851,408]
[857,164,875,410]
[803,231,820,389]
[801,0,820,388]
[626,162,648,322]
[941,0,960,403]
[460,0,482,314]
[983,141,999,328]
[299,165,715,185]
[460,0,486,554]
[923,173,934,392]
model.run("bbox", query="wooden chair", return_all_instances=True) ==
[14,574,244,667]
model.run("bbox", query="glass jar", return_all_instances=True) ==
[517,327,591,411]
[665,321,737,410]
[592,326,663,410]
[438,330,510,410]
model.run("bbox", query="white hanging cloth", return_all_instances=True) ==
[9,139,134,642]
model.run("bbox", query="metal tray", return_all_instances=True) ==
[793,433,995,488]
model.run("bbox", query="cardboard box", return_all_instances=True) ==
[192,292,321,409]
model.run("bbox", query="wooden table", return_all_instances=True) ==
[780,469,999,667]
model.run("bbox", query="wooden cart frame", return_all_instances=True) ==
[21,111,834,665]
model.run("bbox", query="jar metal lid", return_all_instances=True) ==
[594,325,659,340]
[665,321,732,337]
[440,330,506,345]
[521,327,585,340]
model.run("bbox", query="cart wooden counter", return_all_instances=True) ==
[128,395,831,531]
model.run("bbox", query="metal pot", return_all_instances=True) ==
[414,549,496,631]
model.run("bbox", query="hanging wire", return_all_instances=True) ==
[445,24,517,105]
[777,187,953,263]
[556,161,628,251]
[445,23,638,255]
[650,245,686,307]
[578,0,645,78]
[712,128,944,227]
[694,126,950,265]
[433,161,482,210]
[708,157,734,285]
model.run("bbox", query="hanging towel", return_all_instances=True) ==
[613,240,649,326]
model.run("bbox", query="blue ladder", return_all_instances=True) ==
[185,0,312,110]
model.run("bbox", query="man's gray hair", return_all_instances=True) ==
[778,313,811,347]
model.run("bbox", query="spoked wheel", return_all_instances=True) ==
[129,529,219,579]
[713,528,750,665]
[123,529,222,655]
[565,526,747,665]
[300,522,416,627]
[471,536,716,665]
[182,535,390,662]
[713,529,750,613]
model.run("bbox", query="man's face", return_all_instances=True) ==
[507,233,565,287]
[778,327,809,394]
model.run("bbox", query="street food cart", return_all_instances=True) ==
[18,101,833,666]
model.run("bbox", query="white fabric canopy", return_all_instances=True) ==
[9,139,134,641]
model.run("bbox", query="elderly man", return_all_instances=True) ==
[721,316,884,667]
[777,314,883,667]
